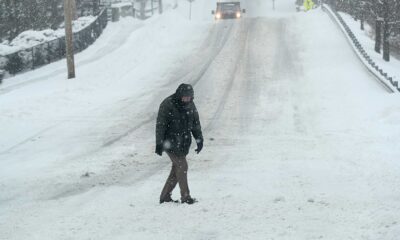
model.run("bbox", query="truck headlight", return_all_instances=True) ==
[236,12,241,18]
[216,12,221,19]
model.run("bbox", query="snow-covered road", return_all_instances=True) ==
[1,0,400,239]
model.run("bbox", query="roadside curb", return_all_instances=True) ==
[322,4,399,93]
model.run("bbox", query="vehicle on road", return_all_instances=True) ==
[211,2,246,20]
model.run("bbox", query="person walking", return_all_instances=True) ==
[155,83,203,204]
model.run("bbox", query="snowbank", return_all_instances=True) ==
[0,16,96,56]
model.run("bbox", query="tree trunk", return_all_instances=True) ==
[382,21,390,61]
[9,1,19,41]
[359,3,364,30]
[375,19,382,53]
[50,0,60,30]
[382,1,390,62]
[360,6,364,31]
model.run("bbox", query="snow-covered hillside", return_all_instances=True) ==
[0,1,399,239]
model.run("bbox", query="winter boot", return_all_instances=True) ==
[160,194,178,204]
[181,196,197,204]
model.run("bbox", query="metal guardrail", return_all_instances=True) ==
[0,9,108,80]
[322,4,399,93]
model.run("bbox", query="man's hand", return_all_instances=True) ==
[195,140,203,154]
[155,144,163,156]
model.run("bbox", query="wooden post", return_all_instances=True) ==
[159,0,163,14]
[140,0,146,19]
[189,1,192,20]
[64,0,76,79]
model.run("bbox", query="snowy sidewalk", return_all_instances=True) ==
[338,10,400,91]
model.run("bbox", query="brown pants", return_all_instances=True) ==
[160,152,190,201]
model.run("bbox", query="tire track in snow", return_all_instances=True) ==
[45,21,239,201]
[99,22,235,148]
[0,124,60,155]
[203,19,253,132]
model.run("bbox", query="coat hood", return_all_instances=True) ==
[175,83,194,99]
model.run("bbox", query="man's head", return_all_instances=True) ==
[175,83,194,104]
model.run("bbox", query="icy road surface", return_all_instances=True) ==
[1,0,400,239]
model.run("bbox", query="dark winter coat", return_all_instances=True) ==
[156,84,203,156]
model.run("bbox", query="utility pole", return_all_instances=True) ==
[272,0,275,11]
[64,0,76,79]
[71,0,77,20]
